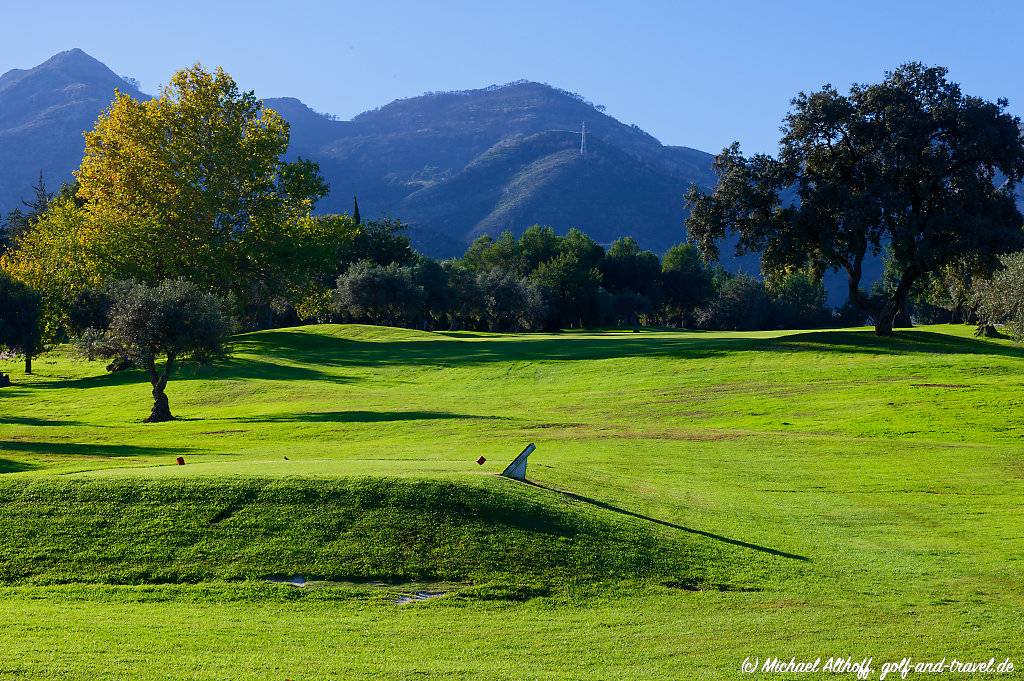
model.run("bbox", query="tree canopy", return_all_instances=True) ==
[686,62,1024,335]
[104,279,231,422]
[0,272,43,374]
[75,65,327,314]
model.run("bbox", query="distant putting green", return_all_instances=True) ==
[1,324,1022,679]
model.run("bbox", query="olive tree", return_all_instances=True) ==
[333,261,425,327]
[105,279,231,422]
[973,252,1024,340]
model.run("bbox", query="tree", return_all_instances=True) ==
[529,228,605,328]
[767,269,831,329]
[333,261,425,327]
[602,238,660,293]
[104,280,231,422]
[75,64,327,317]
[462,231,524,275]
[686,63,1024,336]
[352,196,361,225]
[531,252,603,329]
[0,273,43,374]
[695,273,773,331]
[518,225,560,274]
[1,173,54,254]
[337,217,417,269]
[973,252,1024,340]
[601,237,661,327]
[661,243,713,327]
[1,196,101,338]
[476,269,546,332]
[413,258,455,330]
[443,262,483,330]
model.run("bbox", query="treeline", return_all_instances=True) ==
[322,223,838,332]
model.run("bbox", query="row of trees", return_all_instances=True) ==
[326,225,835,332]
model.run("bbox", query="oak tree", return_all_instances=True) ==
[687,63,1024,335]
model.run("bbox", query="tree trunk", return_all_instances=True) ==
[144,356,175,423]
[24,353,32,375]
[146,378,174,423]
[874,269,918,336]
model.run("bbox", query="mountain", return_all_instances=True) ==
[263,81,717,256]
[0,48,144,213]
[0,56,714,257]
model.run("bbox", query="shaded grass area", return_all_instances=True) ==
[0,476,787,588]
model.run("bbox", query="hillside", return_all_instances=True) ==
[266,82,716,255]
[0,49,143,213]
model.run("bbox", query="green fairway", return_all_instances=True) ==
[1,324,1023,679]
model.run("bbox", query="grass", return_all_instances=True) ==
[1,323,1023,679]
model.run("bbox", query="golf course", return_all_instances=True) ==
[0,323,1021,679]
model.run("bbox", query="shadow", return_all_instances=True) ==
[0,459,37,473]
[525,480,810,562]
[0,441,195,458]
[775,330,1024,358]
[0,416,84,427]
[27,355,353,392]
[231,327,1024,374]
[18,327,1023,396]
[232,410,501,424]
[24,370,142,391]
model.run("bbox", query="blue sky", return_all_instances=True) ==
[2,0,1021,155]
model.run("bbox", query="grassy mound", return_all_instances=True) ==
[0,475,770,588]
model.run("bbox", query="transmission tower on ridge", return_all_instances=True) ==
[580,121,587,156]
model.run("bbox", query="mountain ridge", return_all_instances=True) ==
[0,48,144,213]
[0,50,714,258]
[262,79,717,255]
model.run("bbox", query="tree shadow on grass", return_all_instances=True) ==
[0,441,195,458]
[28,356,353,392]
[0,416,85,427]
[231,327,1024,373]
[20,327,1024,395]
[774,330,1024,358]
[525,480,810,562]
[230,410,505,424]
[0,459,38,473]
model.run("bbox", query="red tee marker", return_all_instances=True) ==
[476,456,486,465]
[176,456,185,466]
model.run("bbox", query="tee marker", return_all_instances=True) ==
[500,443,536,481]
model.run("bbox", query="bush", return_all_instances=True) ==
[334,261,425,327]
[696,273,773,331]
[973,252,1024,340]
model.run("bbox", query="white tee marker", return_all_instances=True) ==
[500,443,536,481]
